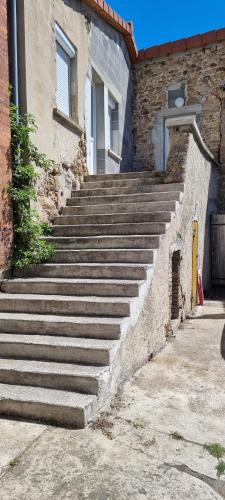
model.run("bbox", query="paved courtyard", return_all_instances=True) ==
[0,298,225,499]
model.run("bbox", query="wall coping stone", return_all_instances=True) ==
[165,115,219,167]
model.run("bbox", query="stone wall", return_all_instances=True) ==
[164,128,190,183]
[133,41,225,173]
[35,137,88,222]
[0,0,13,273]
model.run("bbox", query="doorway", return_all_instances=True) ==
[85,69,106,175]
[211,214,225,286]
[171,250,181,320]
[192,220,199,309]
[85,74,97,175]
[90,82,97,174]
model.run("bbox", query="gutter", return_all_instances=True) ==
[10,0,19,107]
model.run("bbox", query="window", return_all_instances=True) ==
[108,92,119,153]
[167,82,186,109]
[55,24,76,117]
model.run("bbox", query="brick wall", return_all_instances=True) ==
[0,0,13,272]
[133,41,225,170]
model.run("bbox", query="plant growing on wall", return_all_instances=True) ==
[9,103,55,268]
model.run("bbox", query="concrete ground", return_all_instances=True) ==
[0,298,225,499]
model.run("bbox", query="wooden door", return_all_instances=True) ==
[212,215,225,286]
[192,220,198,309]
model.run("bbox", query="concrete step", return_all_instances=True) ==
[0,312,125,340]
[52,222,167,237]
[0,334,116,365]
[44,235,160,250]
[0,294,132,318]
[1,278,141,297]
[84,171,158,182]
[55,211,171,226]
[0,384,97,427]
[67,190,182,207]
[63,200,177,216]
[50,249,155,264]
[15,263,148,280]
[0,359,105,395]
[81,176,163,190]
[0,168,180,428]
[72,182,184,199]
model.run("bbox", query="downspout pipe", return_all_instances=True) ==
[10,0,19,107]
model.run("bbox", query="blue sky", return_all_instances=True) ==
[109,0,225,49]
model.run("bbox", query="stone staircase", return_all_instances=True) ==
[0,171,184,427]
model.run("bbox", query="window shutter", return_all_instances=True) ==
[56,42,70,117]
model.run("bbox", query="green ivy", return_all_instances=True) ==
[9,104,55,268]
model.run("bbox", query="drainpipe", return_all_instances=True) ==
[10,0,19,107]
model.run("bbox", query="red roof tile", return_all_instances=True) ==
[82,2,225,65]
[138,27,225,62]
[82,0,138,61]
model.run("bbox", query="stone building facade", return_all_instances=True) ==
[0,0,13,273]
[133,30,225,188]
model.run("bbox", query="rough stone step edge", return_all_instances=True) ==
[0,383,97,428]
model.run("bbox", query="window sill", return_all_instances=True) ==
[53,108,84,136]
[108,149,122,163]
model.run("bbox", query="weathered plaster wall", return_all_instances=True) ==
[84,4,133,173]
[163,126,218,293]
[133,41,225,173]
[18,0,89,220]
[107,126,218,398]
[0,0,13,273]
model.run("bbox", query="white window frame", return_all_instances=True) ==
[55,24,76,58]
[55,23,76,117]
[108,92,119,153]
